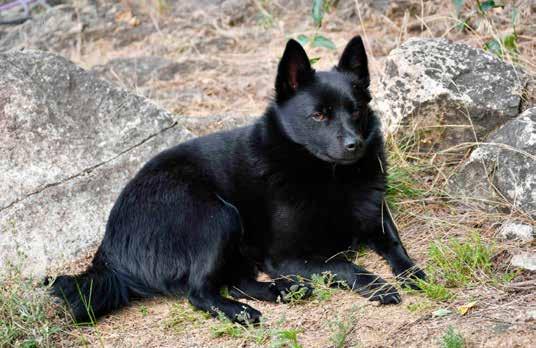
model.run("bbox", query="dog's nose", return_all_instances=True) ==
[344,138,362,152]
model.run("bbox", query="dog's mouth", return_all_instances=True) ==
[314,152,361,165]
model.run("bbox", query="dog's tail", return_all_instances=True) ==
[50,258,130,323]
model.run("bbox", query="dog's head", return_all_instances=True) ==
[273,36,379,165]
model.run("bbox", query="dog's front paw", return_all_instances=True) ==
[271,281,313,303]
[397,266,427,290]
[233,305,262,325]
[366,283,401,304]
[356,276,401,305]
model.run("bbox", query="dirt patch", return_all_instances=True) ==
[49,209,535,347]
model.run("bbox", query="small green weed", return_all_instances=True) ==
[295,0,337,59]
[329,312,355,348]
[310,272,335,301]
[310,272,348,301]
[483,32,519,60]
[271,328,302,348]
[441,326,465,348]
[500,270,518,283]
[211,311,268,343]
[211,314,248,339]
[283,285,310,305]
[451,0,520,60]
[210,313,303,347]
[139,304,148,317]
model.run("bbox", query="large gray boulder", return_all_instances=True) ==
[372,38,527,147]
[1,50,174,209]
[447,108,536,217]
[0,50,194,277]
[0,2,157,53]
[0,4,112,53]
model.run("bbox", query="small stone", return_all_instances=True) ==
[511,252,536,271]
[0,4,112,53]
[499,221,534,242]
[492,322,511,333]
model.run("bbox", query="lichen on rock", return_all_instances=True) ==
[373,38,527,149]
[447,108,536,217]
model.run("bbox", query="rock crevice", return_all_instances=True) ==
[0,121,179,213]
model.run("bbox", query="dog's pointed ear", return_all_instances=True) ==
[275,39,314,103]
[337,36,369,83]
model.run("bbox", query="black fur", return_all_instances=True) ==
[50,36,425,324]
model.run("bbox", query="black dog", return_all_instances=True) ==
[51,36,425,324]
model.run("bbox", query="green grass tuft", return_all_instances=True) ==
[406,300,434,313]
[0,269,65,347]
[139,304,148,317]
[210,313,303,347]
[210,313,247,339]
[428,233,494,288]
[441,326,465,348]
[413,278,454,302]
[386,164,425,204]
[384,134,427,206]
[410,233,503,302]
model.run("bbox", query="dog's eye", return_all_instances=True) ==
[311,112,327,122]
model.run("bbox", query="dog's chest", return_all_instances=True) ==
[267,176,352,238]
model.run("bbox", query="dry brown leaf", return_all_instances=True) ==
[457,301,477,316]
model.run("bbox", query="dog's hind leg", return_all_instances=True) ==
[188,286,261,324]
[185,193,262,324]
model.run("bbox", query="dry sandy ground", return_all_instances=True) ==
[54,217,535,347]
[5,0,535,346]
